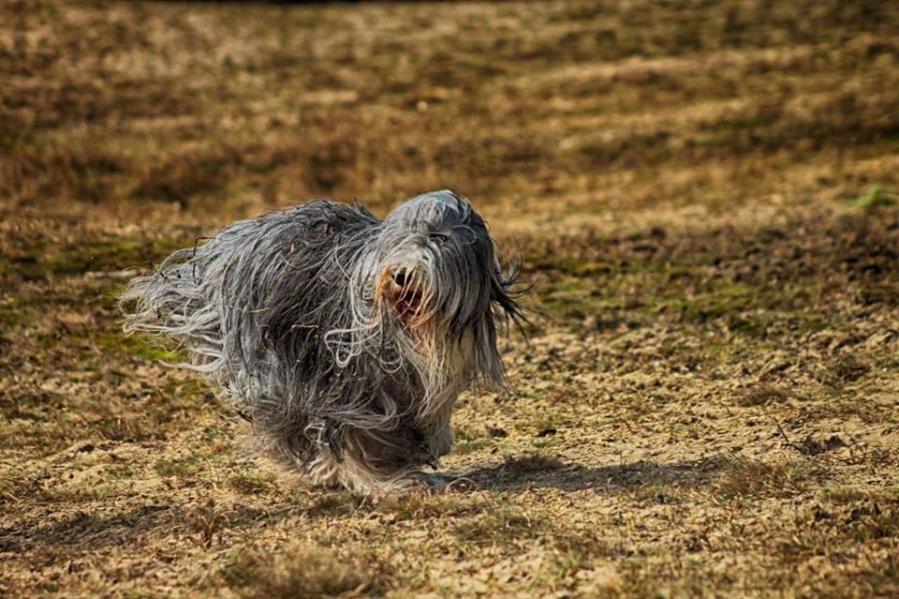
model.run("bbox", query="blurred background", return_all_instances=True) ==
[3,0,897,226]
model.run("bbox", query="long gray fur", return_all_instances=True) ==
[121,190,521,492]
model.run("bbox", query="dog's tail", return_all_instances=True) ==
[120,241,227,376]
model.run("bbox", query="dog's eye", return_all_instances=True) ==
[429,232,450,245]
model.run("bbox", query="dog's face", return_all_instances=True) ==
[374,191,519,341]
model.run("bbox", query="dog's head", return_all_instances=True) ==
[368,190,521,384]
[374,191,519,332]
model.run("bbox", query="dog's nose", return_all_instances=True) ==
[393,268,408,287]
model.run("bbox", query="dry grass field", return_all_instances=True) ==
[2,0,898,596]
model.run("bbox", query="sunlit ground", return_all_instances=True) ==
[1,1,897,596]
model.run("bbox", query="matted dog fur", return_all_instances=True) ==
[122,190,521,492]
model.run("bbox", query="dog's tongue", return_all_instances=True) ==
[396,291,422,322]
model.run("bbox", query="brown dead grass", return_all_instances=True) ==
[1,0,898,597]
[219,543,391,598]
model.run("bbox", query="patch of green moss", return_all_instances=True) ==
[845,184,898,210]
[5,238,188,281]
[0,301,35,331]
[155,455,204,478]
[535,263,844,348]
[50,238,187,276]
[98,333,185,363]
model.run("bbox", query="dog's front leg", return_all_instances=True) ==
[421,398,455,460]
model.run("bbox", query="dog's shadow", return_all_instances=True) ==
[2,455,726,557]
[444,454,725,494]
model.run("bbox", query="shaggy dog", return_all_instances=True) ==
[122,190,521,492]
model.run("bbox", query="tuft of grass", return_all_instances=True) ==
[155,455,204,479]
[451,509,545,547]
[737,385,791,407]
[846,185,898,210]
[374,491,492,522]
[219,543,391,598]
[498,453,568,474]
[227,471,278,496]
[455,436,494,455]
[714,458,815,500]
[796,434,847,456]
[843,501,899,543]
[828,354,871,384]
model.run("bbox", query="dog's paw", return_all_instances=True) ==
[407,471,450,493]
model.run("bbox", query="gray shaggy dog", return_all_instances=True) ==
[122,190,521,492]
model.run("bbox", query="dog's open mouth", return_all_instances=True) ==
[393,287,423,324]
[382,267,427,325]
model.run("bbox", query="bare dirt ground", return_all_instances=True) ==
[1,1,898,596]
